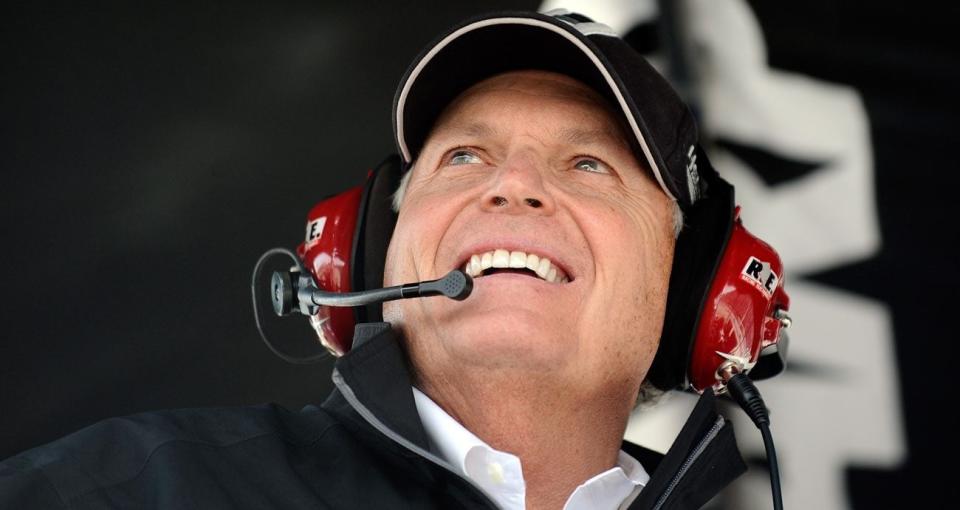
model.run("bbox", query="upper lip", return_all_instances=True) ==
[452,240,577,281]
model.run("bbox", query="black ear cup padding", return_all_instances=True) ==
[647,175,735,391]
[351,154,402,324]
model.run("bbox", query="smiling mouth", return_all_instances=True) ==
[461,249,570,284]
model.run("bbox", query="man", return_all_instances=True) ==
[0,10,747,509]
[384,68,680,509]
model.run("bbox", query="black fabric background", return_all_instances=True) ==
[744,1,960,506]
[2,1,957,507]
[0,0,536,459]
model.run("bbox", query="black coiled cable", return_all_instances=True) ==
[250,248,328,364]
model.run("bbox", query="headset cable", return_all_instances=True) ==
[723,371,784,510]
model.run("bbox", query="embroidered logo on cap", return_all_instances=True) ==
[686,144,701,202]
[545,9,620,37]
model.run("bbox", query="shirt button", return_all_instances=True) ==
[487,462,505,484]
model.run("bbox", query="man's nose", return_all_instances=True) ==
[480,153,555,215]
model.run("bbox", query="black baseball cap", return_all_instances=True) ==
[393,9,709,208]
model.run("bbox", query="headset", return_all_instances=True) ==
[252,151,791,509]
[256,150,791,395]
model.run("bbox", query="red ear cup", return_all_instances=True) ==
[296,186,363,355]
[687,207,791,392]
[294,156,402,356]
[648,157,792,393]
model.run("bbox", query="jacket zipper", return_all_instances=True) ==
[333,369,503,509]
[649,416,725,510]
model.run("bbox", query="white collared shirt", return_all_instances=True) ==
[412,388,649,510]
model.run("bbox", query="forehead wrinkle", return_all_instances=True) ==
[458,120,499,139]
[433,115,625,152]
[553,126,628,149]
[429,119,500,143]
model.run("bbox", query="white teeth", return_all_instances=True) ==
[525,254,540,271]
[470,254,481,276]
[492,249,510,268]
[535,257,551,279]
[480,252,493,270]
[459,249,570,283]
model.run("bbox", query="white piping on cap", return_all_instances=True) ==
[540,8,621,37]
[565,21,620,37]
[394,17,676,202]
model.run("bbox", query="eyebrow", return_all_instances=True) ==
[435,121,627,149]
[554,126,627,147]
[438,121,500,139]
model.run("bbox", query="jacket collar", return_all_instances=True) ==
[628,389,745,509]
[326,323,746,509]
[328,322,432,454]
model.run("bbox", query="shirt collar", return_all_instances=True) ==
[412,387,648,510]
[412,387,490,477]
[565,450,649,510]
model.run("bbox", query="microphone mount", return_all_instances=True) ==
[252,247,474,365]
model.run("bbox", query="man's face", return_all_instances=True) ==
[384,70,676,399]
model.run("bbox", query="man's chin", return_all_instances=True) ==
[429,309,575,371]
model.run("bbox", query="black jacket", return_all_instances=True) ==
[0,323,746,509]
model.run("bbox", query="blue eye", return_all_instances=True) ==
[449,150,482,165]
[574,158,610,174]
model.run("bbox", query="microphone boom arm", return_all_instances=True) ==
[307,270,473,307]
[272,268,473,316]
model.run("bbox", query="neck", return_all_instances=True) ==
[415,366,636,510]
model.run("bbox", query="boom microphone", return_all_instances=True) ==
[251,248,474,365]
[271,267,473,316]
